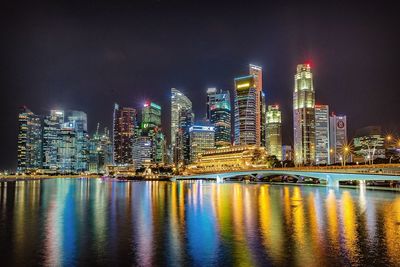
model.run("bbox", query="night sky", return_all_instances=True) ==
[1,1,399,170]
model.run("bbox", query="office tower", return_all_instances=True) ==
[189,125,215,163]
[353,126,385,164]
[207,88,231,147]
[261,91,267,147]
[315,105,330,165]
[171,88,192,158]
[57,125,77,173]
[234,75,257,145]
[88,125,112,174]
[42,110,64,170]
[329,114,348,164]
[132,136,153,169]
[17,106,43,172]
[142,101,162,130]
[266,105,282,160]
[65,110,88,172]
[293,63,315,165]
[175,108,194,165]
[113,103,137,164]
[153,130,167,164]
[249,64,263,146]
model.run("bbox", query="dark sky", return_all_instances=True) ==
[1,1,399,170]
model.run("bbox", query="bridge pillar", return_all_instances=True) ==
[326,175,339,187]
[216,175,223,183]
[359,180,366,189]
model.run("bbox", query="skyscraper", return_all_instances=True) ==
[65,110,89,172]
[315,105,330,165]
[113,103,137,164]
[206,88,231,147]
[293,63,315,165]
[175,108,194,165]
[261,91,267,147]
[17,106,43,172]
[249,64,263,146]
[171,88,192,158]
[234,75,257,145]
[329,114,348,164]
[57,125,77,173]
[42,110,64,170]
[132,135,153,169]
[266,105,282,160]
[189,125,215,163]
[142,101,162,130]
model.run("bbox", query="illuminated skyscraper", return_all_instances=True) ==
[329,114,348,164]
[353,125,385,163]
[266,105,282,160]
[293,63,315,165]
[249,64,263,146]
[189,125,215,163]
[171,88,192,158]
[65,110,89,172]
[17,106,43,172]
[175,108,194,165]
[261,91,267,147]
[234,75,257,145]
[315,105,330,165]
[142,101,161,130]
[113,103,137,164]
[57,124,77,173]
[206,88,231,147]
[132,135,153,169]
[42,110,64,170]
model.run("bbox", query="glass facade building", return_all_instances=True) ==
[42,110,64,170]
[249,64,263,146]
[17,107,43,172]
[113,103,137,164]
[353,125,385,163]
[142,102,161,130]
[171,88,192,148]
[293,63,315,165]
[175,108,194,165]
[234,75,257,145]
[189,126,215,163]
[315,105,330,165]
[207,88,231,147]
[266,105,282,160]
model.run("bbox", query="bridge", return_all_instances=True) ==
[171,168,400,187]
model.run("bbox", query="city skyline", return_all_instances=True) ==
[1,1,400,169]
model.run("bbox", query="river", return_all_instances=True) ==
[0,179,399,266]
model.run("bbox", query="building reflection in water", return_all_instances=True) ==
[0,179,400,266]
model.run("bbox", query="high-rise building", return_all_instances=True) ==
[249,64,263,146]
[153,130,167,165]
[234,75,257,145]
[42,110,64,170]
[329,114,347,164]
[17,106,43,172]
[132,136,153,169]
[142,101,162,130]
[175,108,194,165]
[207,88,231,147]
[57,125,77,173]
[353,126,385,163]
[189,125,215,163]
[293,63,315,165]
[113,103,137,164]
[65,110,89,172]
[171,88,192,159]
[88,125,113,174]
[261,91,267,147]
[315,105,330,165]
[266,105,282,160]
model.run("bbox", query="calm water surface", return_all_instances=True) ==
[0,179,400,266]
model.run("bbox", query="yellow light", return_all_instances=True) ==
[236,83,250,89]
[386,135,392,141]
